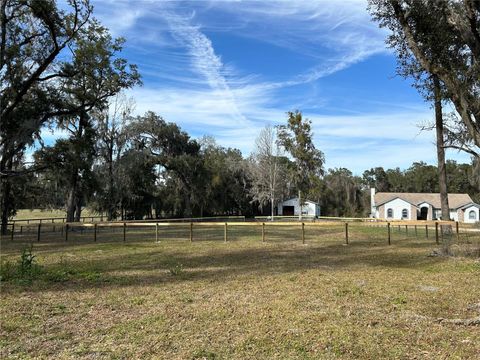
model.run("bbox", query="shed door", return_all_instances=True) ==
[283,206,294,216]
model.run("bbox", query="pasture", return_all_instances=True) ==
[13,209,100,221]
[1,224,479,359]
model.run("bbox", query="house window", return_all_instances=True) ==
[469,210,477,220]
[387,209,393,218]
[402,209,408,219]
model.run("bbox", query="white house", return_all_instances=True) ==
[277,197,320,217]
[370,188,479,223]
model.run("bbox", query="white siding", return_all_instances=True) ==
[464,206,479,224]
[277,198,319,216]
[383,198,413,220]
[433,209,460,221]
[449,210,459,222]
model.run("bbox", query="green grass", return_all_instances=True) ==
[1,225,479,359]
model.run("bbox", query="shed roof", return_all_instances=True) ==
[374,192,473,209]
[281,197,319,205]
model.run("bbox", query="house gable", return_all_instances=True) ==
[381,198,416,220]
[461,204,480,223]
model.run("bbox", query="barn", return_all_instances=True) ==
[277,197,320,217]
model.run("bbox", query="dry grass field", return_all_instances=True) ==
[1,225,479,359]
[13,209,100,221]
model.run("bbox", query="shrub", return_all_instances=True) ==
[0,261,17,282]
[0,244,42,283]
[168,262,184,276]
[18,244,38,276]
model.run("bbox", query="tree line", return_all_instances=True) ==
[12,113,480,222]
[1,0,479,234]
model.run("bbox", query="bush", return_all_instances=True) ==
[168,261,184,276]
[19,245,37,275]
[0,244,42,283]
[0,261,17,282]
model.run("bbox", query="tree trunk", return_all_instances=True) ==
[107,136,115,221]
[298,189,302,221]
[271,192,274,221]
[66,179,77,222]
[0,177,12,235]
[0,152,15,234]
[184,193,192,218]
[433,75,450,221]
[74,199,81,222]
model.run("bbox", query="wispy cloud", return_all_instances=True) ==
[129,83,472,174]
[162,10,250,125]
[43,0,472,174]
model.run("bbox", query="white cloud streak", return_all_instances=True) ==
[162,10,251,125]
[45,0,472,174]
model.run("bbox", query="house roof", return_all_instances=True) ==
[459,202,480,210]
[374,192,473,209]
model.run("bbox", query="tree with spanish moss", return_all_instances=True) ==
[277,110,324,220]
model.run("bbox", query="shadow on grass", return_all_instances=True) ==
[1,232,449,293]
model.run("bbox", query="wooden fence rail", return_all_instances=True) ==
[11,215,246,225]
[11,215,105,225]
[3,218,475,245]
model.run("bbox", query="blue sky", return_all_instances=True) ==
[53,0,471,174]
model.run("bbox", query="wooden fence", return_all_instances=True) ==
[10,215,246,225]
[3,218,476,246]
[10,215,105,225]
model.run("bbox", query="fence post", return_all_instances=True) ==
[405,225,408,235]
[10,223,15,241]
[155,223,159,242]
[37,223,41,242]
[123,222,126,242]
[65,224,69,241]
[94,223,97,242]
[415,225,417,238]
[345,222,349,245]
[190,222,193,242]
[262,223,265,242]
[435,222,439,244]
[425,224,429,238]
[302,222,305,244]
[224,222,228,242]
[455,221,459,242]
[20,225,23,234]
[387,222,391,245]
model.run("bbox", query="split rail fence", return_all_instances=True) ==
[3,217,479,253]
